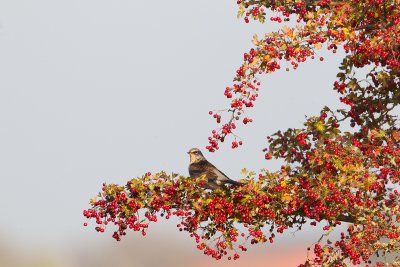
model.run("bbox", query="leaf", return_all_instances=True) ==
[240,194,252,204]
[250,56,260,67]
[336,72,345,79]
[393,130,400,141]
[281,193,292,202]
[314,121,325,132]
[306,12,314,20]
[348,79,358,90]
[193,202,201,211]
[90,197,97,205]
[390,157,398,167]
[314,43,322,50]
[241,168,248,176]
[363,175,376,189]
[333,158,343,169]
[237,4,245,18]
[377,130,386,138]
[282,25,290,34]
[342,27,350,38]
[252,34,259,45]
[263,55,271,62]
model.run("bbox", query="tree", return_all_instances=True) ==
[83,1,400,266]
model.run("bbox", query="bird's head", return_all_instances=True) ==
[187,148,206,163]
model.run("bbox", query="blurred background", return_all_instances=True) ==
[0,0,347,266]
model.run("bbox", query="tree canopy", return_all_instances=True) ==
[83,1,400,266]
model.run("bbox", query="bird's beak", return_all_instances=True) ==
[187,151,190,154]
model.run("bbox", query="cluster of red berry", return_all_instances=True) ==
[207,0,399,156]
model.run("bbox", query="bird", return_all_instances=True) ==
[187,148,242,190]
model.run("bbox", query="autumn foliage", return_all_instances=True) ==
[84,1,400,266]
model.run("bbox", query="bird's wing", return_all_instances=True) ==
[205,161,232,182]
[189,161,206,178]
[190,161,241,186]
[207,161,242,185]
[189,161,220,182]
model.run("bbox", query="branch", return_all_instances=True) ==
[295,208,357,224]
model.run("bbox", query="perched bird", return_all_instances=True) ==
[187,148,242,190]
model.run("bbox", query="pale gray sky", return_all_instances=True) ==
[0,0,345,263]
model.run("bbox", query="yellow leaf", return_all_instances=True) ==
[237,4,245,18]
[90,197,97,205]
[282,25,290,34]
[281,193,292,202]
[377,130,386,138]
[250,56,259,67]
[241,168,248,176]
[306,12,314,20]
[314,121,325,132]
[364,175,376,189]
[314,43,322,50]
[252,34,259,45]
[342,28,350,38]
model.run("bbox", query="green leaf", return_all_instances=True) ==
[377,130,386,138]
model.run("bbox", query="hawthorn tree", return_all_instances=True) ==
[83,1,400,266]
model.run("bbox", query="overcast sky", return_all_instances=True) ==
[0,0,346,264]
